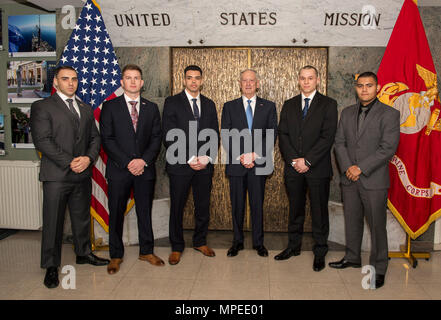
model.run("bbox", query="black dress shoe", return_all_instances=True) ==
[255,245,268,257]
[76,253,110,266]
[227,243,244,257]
[328,258,361,269]
[375,274,385,289]
[274,248,301,261]
[313,256,325,272]
[44,267,59,289]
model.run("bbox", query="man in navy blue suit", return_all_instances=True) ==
[100,64,163,274]
[221,69,278,257]
[162,65,219,265]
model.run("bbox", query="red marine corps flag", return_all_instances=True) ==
[377,0,441,238]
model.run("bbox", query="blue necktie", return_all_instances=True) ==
[246,99,253,132]
[302,98,310,120]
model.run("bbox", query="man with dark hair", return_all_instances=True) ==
[30,65,109,289]
[162,65,219,265]
[221,69,277,257]
[276,65,338,272]
[100,64,163,274]
[329,72,400,289]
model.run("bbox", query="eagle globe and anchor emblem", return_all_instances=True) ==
[377,64,441,199]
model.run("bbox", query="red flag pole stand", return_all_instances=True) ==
[90,216,109,252]
[388,234,430,268]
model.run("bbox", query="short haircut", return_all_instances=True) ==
[122,64,143,78]
[184,65,203,76]
[357,71,378,84]
[54,65,77,77]
[239,69,260,80]
[299,65,319,78]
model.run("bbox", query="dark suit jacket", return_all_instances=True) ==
[221,96,278,176]
[162,91,219,176]
[334,100,400,190]
[279,92,338,179]
[30,93,100,182]
[100,95,162,181]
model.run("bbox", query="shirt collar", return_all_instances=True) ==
[301,90,316,102]
[242,95,257,104]
[359,98,377,112]
[124,93,140,105]
[184,89,200,103]
[57,91,76,102]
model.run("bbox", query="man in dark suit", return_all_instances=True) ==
[162,65,219,265]
[329,72,400,289]
[221,69,277,257]
[100,64,163,274]
[276,65,338,272]
[30,65,109,289]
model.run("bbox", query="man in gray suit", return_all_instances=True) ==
[31,66,109,289]
[329,72,400,289]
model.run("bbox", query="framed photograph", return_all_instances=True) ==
[7,60,56,103]
[10,107,34,149]
[0,9,3,51]
[0,114,5,155]
[8,14,56,57]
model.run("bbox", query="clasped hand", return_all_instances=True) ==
[128,158,146,176]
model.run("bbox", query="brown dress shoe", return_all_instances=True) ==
[139,254,165,266]
[194,245,216,257]
[107,258,123,275]
[168,251,181,265]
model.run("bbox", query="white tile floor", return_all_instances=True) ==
[1,230,440,300]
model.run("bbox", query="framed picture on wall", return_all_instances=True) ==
[0,9,3,51]
[7,60,56,103]
[0,114,5,155]
[10,107,34,149]
[8,14,56,57]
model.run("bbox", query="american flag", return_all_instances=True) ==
[59,0,123,232]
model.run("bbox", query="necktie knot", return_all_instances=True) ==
[65,98,79,121]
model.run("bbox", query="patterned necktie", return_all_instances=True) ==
[246,99,253,131]
[66,99,79,119]
[192,98,200,121]
[129,101,138,131]
[302,98,310,120]
[65,98,79,128]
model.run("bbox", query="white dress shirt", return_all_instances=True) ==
[301,90,317,110]
[57,91,81,118]
[242,95,257,115]
[185,89,201,117]
[124,93,141,114]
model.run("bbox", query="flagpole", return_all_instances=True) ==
[388,234,430,268]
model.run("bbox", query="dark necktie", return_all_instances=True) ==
[192,98,200,121]
[302,98,310,120]
[66,98,79,120]
[129,101,138,131]
[246,99,253,131]
[358,107,368,133]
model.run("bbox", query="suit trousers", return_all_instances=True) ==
[40,180,92,268]
[285,175,330,258]
[168,173,212,252]
[108,177,155,259]
[228,173,267,248]
[342,181,389,275]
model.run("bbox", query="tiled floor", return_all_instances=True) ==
[1,230,440,300]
